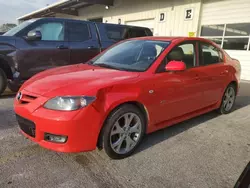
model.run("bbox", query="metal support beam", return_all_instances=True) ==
[50,8,79,16]
[18,0,114,21]
[80,0,114,6]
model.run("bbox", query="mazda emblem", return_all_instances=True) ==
[16,92,22,101]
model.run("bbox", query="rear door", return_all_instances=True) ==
[96,24,128,50]
[66,21,100,64]
[197,42,228,106]
[16,19,70,79]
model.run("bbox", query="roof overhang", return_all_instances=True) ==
[18,0,114,21]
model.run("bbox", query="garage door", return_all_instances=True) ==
[126,19,155,34]
[200,0,250,80]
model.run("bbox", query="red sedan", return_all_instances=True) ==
[14,37,241,159]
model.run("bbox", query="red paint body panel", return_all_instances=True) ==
[14,37,241,153]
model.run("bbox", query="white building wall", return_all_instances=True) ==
[200,0,250,80]
[78,0,201,37]
[201,0,250,25]
[226,50,250,80]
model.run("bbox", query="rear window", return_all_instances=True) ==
[128,28,147,38]
[105,25,127,41]
[200,43,223,65]
[68,22,90,42]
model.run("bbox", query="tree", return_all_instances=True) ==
[0,23,17,32]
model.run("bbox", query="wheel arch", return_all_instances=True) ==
[96,100,149,149]
[229,80,238,94]
[0,57,13,79]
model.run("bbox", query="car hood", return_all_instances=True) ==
[0,36,16,46]
[22,64,140,97]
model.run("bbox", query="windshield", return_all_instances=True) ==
[90,40,170,72]
[3,20,36,36]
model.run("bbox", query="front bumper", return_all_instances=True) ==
[14,90,103,153]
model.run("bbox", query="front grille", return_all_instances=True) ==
[16,115,36,138]
[19,93,37,105]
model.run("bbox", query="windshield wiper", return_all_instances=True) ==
[86,60,94,65]
[92,63,120,70]
[91,63,142,72]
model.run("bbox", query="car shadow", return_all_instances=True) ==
[0,89,16,99]
[135,94,250,155]
[135,111,219,154]
[0,94,16,99]
[0,91,16,130]
[0,107,16,130]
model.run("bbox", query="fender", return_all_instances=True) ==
[93,84,151,148]
[0,56,14,80]
[0,41,17,77]
[93,83,151,134]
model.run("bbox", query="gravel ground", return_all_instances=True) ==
[0,82,250,188]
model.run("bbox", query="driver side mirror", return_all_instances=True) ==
[26,30,42,41]
[165,60,186,72]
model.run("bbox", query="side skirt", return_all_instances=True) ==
[147,103,218,134]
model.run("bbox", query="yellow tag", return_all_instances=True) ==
[188,32,195,37]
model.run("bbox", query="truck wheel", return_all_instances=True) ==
[8,83,20,92]
[0,68,7,96]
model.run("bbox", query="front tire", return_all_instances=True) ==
[0,68,7,96]
[218,84,236,114]
[7,82,20,93]
[102,104,146,159]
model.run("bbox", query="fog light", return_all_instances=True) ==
[44,133,68,143]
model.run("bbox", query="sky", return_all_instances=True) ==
[0,0,59,25]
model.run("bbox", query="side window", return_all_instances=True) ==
[128,28,147,38]
[145,28,153,36]
[201,43,222,66]
[167,43,195,69]
[30,22,65,41]
[219,50,224,62]
[156,42,196,73]
[105,25,127,41]
[155,44,165,56]
[68,22,90,42]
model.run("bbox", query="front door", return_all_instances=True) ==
[17,20,70,80]
[148,42,205,125]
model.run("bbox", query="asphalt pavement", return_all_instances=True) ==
[0,82,250,188]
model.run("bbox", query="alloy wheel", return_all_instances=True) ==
[223,86,236,112]
[110,113,142,155]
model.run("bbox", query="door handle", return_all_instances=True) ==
[88,46,95,49]
[220,70,229,75]
[57,45,69,50]
[195,75,200,80]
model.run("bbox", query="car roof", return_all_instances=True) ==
[133,36,208,42]
[130,36,220,47]
[35,17,150,29]
[36,17,92,23]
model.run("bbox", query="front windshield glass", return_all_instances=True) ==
[90,40,170,72]
[3,20,36,36]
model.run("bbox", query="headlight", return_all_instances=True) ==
[44,96,96,111]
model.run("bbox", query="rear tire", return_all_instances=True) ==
[102,104,146,159]
[218,84,236,114]
[0,68,7,96]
